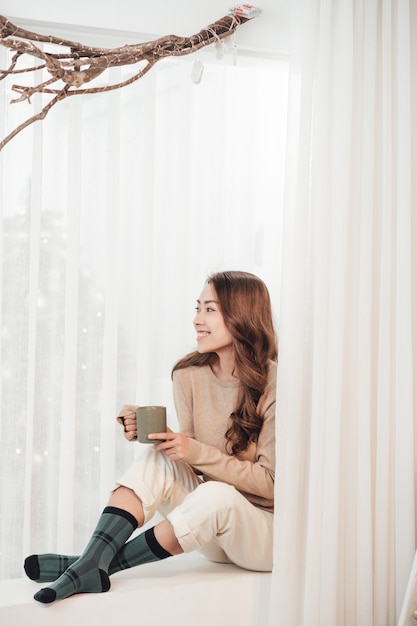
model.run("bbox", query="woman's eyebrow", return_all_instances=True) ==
[196,299,218,305]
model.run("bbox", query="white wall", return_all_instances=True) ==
[0,0,290,53]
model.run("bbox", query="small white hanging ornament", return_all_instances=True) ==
[215,40,224,59]
[191,57,204,84]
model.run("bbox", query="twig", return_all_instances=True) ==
[0,11,257,150]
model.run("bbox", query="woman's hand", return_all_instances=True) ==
[116,405,139,441]
[122,414,138,441]
[116,404,138,441]
[149,431,189,460]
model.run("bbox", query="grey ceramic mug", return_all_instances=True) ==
[136,406,166,443]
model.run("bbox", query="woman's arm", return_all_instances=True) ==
[172,367,276,504]
[181,400,275,501]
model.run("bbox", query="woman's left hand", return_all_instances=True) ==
[149,431,189,460]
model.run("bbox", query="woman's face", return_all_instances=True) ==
[194,283,234,357]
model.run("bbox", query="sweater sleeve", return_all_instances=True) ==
[173,367,276,510]
[184,401,275,502]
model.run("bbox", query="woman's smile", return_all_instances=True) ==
[194,283,233,355]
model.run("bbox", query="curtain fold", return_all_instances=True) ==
[271,1,417,625]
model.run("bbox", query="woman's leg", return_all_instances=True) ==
[108,485,144,526]
[108,486,183,553]
[28,448,200,594]
[34,506,139,603]
[153,519,183,555]
[167,481,274,572]
[25,517,183,585]
[25,485,145,584]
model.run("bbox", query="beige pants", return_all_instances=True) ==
[114,446,273,572]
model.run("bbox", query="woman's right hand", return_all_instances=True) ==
[116,405,138,441]
[122,415,137,441]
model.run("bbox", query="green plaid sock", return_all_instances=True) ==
[33,506,137,604]
[25,526,172,583]
[25,553,78,582]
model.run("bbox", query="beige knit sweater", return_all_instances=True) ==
[173,362,276,513]
[117,361,276,513]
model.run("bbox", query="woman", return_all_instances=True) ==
[25,270,277,604]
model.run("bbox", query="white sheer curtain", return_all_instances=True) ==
[3,6,416,624]
[0,24,288,578]
[270,1,417,625]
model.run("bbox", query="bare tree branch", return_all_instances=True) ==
[0,9,260,150]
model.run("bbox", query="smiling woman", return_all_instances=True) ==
[22,270,277,605]
[0,23,287,581]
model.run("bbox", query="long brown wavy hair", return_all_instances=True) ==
[172,271,278,455]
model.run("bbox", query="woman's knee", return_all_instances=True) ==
[192,481,239,509]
